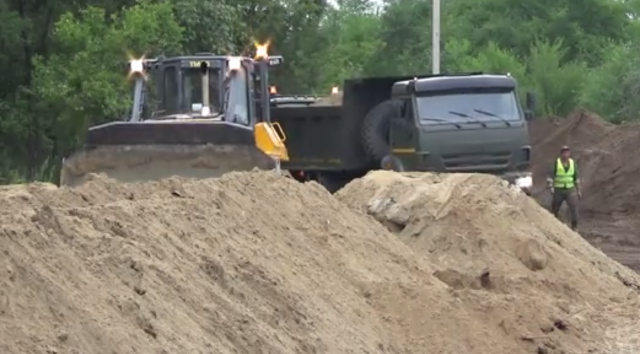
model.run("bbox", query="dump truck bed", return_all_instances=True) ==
[271,105,370,172]
[271,76,419,173]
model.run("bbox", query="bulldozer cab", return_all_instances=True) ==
[153,58,223,118]
[134,55,240,121]
[60,51,289,186]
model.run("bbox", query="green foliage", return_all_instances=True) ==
[30,2,183,171]
[526,40,586,116]
[0,0,639,183]
[444,0,630,65]
[311,5,383,91]
[445,40,526,78]
[172,0,244,54]
[579,42,635,123]
[371,0,433,75]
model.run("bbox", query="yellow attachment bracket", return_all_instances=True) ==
[254,122,290,163]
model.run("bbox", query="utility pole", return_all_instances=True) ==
[432,0,441,74]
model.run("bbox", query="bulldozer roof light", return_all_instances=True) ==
[255,41,270,60]
[129,59,145,74]
[270,86,277,94]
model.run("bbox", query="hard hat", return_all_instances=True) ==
[560,145,570,152]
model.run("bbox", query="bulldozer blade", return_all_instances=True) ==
[60,120,274,187]
[61,144,274,187]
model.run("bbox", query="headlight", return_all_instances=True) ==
[515,176,533,189]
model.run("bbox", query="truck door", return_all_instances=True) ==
[389,98,417,169]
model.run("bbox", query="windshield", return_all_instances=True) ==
[416,91,522,125]
[182,68,221,113]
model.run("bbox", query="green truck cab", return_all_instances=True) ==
[386,74,533,187]
[270,72,536,193]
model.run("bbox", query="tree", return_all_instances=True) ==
[22,1,183,180]
[0,0,639,183]
[444,0,632,65]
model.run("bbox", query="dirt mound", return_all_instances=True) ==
[3,171,598,354]
[529,109,640,270]
[528,115,562,147]
[337,171,640,354]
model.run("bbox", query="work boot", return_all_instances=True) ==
[570,221,577,231]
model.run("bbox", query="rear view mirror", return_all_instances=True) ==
[525,111,534,120]
[525,92,537,112]
[524,92,537,121]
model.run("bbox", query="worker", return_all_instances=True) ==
[547,145,582,230]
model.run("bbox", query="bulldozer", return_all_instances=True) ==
[60,45,289,186]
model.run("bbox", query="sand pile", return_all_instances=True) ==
[337,170,640,353]
[529,109,640,270]
[2,170,595,354]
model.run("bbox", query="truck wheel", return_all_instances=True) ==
[361,99,403,160]
[381,155,405,172]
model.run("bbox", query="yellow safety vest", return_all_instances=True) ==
[554,158,575,189]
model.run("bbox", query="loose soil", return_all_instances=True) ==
[528,109,640,271]
[337,170,640,354]
[2,164,639,353]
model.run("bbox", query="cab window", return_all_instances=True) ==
[163,66,178,114]
[182,68,221,113]
[416,90,521,124]
[225,68,250,125]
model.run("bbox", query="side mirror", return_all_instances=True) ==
[525,92,537,112]
[525,111,534,121]
[400,99,409,118]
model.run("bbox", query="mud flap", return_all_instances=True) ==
[60,144,274,187]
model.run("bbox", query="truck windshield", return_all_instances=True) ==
[416,91,521,125]
[182,68,221,113]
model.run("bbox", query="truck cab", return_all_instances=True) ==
[387,73,534,190]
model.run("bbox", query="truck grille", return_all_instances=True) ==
[440,151,513,173]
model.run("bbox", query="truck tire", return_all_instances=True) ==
[361,99,403,160]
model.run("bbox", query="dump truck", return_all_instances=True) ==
[271,73,536,193]
[61,47,291,186]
